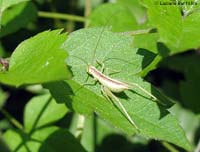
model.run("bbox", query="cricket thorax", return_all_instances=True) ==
[87,65,108,80]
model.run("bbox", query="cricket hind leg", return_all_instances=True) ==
[101,86,139,132]
[129,83,167,106]
[129,82,158,102]
[101,85,114,105]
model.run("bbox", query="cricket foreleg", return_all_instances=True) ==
[101,86,139,131]
[96,60,120,76]
[96,59,105,73]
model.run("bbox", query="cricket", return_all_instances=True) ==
[68,25,159,132]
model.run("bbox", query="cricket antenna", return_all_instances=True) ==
[70,55,89,67]
[90,11,118,65]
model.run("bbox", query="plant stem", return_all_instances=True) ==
[38,11,86,23]
[84,0,91,27]
[48,0,60,27]
[85,0,91,17]
[120,28,157,36]
[75,114,85,139]
[162,142,179,152]
[1,108,23,130]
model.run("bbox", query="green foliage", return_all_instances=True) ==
[0,0,199,152]
[0,29,71,86]
[88,3,139,32]
[59,27,191,151]
[39,129,86,152]
[0,1,37,38]
[3,94,70,152]
[24,94,68,132]
[142,0,200,55]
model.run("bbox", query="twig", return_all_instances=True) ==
[84,0,91,17]
[84,0,91,27]
[38,11,86,23]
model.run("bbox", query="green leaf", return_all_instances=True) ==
[43,81,73,104]
[88,3,139,32]
[133,33,159,54]
[0,1,37,37]
[0,29,71,86]
[89,3,159,75]
[3,126,59,152]
[39,129,86,152]
[0,133,10,152]
[142,0,200,55]
[64,27,146,77]
[65,79,192,149]
[139,55,162,77]
[0,0,30,12]
[4,93,71,151]
[116,0,147,24]
[24,94,68,132]
[44,80,95,115]
[61,27,192,150]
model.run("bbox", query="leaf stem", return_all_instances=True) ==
[38,11,86,23]
[120,28,157,36]
[161,141,179,152]
[0,108,23,130]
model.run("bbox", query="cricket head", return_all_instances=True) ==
[87,65,96,75]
